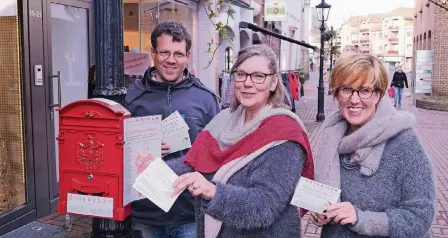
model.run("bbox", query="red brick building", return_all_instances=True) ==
[413,0,448,96]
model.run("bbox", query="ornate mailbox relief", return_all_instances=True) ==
[77,133,104,170]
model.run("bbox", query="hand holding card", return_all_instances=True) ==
[132,157,181,212]
[290,177,341,214]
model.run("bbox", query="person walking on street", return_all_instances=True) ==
[311,54,435,237]
[391,65,408,107]
[125,20,220,238]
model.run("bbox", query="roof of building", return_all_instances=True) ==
[349,16,368,26]
[387,7,414,18]
[366,14,386,23]
[347,8,414,27]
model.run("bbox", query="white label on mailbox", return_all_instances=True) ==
[67,193,114,218]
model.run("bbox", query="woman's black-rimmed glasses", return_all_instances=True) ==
[336,86,377,99]
[231,70,276,84]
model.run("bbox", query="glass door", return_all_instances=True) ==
[44,0,93,208]
[0,0,40,234]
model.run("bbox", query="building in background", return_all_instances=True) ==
[413,0,448,96]
[278,0,312,72]
[309,5,321,66]
[381,8,414,71]
[338,8,414,71]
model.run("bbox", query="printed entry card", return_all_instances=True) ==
[291,177,341,214]
[132,157,181,213]
[162,111,191,154]
[123,115,162,206]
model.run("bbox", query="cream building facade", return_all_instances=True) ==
[339,8,414,71]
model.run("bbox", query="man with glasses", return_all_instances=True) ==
[126,20,220,238]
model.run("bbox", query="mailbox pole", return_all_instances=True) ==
[91,1,138,237]
[93,0,127,105]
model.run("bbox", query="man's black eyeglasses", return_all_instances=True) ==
[153,50,187,60]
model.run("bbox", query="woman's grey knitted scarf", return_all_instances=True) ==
[314,97,415,188]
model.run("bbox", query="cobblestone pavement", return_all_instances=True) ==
[299,72,448,238]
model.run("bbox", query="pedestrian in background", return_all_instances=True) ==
[391,65,408,107]
[312,54,435,237]
[126,20,220,238]
[173,44,315,237]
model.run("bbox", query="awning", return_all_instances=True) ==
[230,0,251,9]
[239,21,317,51]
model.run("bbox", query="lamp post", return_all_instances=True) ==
[315,0,331,122]
[328,26,334,95]
[329,26,334,71]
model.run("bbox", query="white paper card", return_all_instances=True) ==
[161,111,191,154]
[163,129,192,153]
[162,111,189,135]
[132,157,181,212]
[291,177,341,213]
[123,115,162,206]
[67,193,114,218]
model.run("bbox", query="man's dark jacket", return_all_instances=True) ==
[125,67,220,227]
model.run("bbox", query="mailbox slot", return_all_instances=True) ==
[61,117,121,129]
[63,171,119,197]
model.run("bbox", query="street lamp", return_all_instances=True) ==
[328,26,334,95]
[329,26,334,71]
[315,0,331,122]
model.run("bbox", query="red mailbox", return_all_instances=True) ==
[57,98,131,221]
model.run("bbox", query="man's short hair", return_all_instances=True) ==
[151,20,192,53]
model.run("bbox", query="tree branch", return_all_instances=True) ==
[201,0,234,69]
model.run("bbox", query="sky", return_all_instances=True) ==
[311,0,415,28]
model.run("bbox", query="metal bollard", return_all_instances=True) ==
[64,214,72,231]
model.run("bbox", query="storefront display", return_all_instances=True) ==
[0,0,26,216]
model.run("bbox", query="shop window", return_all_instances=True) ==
[0,0,26,214]
[225,47,233,71]
[123,0,198,71]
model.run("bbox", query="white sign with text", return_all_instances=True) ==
[67,193,114,218]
